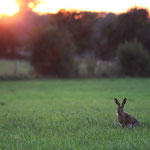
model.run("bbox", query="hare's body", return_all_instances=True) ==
[117,111,140,128]
[114,98,140,128]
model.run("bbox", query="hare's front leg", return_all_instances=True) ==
[127,124,133,129]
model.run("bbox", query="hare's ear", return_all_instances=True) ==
[114,98,120,106]
[122,98,127,107]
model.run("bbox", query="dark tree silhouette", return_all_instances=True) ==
[29,25,77,77]
[0,23,18,59]
[96,8,150,60]
[51,10,98,54]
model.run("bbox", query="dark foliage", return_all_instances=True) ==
[51,10,98,54]
[0,23,19,59]
[117,40,150,77]
[29,25,77,77]
[96,8,150,60]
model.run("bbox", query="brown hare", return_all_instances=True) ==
[114,98,141,128]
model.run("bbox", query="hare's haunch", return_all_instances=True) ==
[114,98,141,128]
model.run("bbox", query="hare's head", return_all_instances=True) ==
[114,98,127,115]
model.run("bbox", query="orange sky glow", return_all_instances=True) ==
[0,0,150,16]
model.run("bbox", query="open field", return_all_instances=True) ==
[0,78,150,150]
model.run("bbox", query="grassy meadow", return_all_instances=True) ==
[0,78,150,150]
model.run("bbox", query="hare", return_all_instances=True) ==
[114,98,141,128]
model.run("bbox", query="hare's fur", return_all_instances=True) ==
[114,98,141,128]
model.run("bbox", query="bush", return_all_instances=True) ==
[77,58,96,77]
[29,26,77,78]
[117,40,150,77]
[95,60,120,77]
[76,58,120,78]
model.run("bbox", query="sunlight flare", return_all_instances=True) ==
[28,2,35,9]
[32,0,150,14]
[0,0,19,16]
[0,0,149,16]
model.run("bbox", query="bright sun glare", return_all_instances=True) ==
[33,0,150,14]
[0,0,150,16]
[28,2,34,9]
[0,0,19,16]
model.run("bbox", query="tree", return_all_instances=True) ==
[0,23,18,59]
[96,8,150,60]
[29,25,77,77]
[51,10,98,54]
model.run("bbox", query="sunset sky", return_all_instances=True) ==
[33,0,150,14]
[0,0,150,16]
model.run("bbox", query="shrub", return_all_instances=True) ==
[76,58,120,78]
[95,60,120,77]
[117,40,150,77]
[77,58,96,77]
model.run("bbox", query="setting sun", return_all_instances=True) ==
[0,0,19,16]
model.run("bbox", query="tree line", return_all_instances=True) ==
[0,8,150,77]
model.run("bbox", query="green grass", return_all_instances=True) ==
[0,78,150,150]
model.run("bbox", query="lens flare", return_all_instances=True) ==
[28,2,35,8]
[0,0,19,16]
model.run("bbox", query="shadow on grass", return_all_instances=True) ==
[0,102,6,106]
